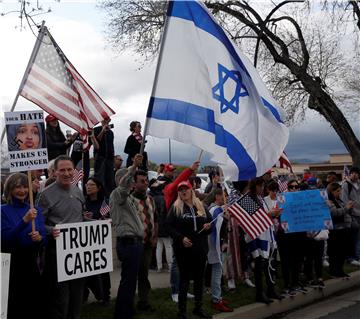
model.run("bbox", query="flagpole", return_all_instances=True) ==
[140,1,171,155]
[1,21,47,143]
[169,139,172,164]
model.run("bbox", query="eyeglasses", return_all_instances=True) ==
[288,185,299,190]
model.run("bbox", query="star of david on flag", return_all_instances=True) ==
[145,0,289,181]
[212,64,249,114]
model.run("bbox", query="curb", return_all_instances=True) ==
[214,270,360,319]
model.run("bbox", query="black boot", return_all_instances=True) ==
[193,308,212,319]
[256,292,274,304]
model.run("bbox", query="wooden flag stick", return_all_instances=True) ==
[27,171,36,233]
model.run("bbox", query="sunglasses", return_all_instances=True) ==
[288,185,299,190]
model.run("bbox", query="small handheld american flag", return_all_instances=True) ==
[227,193,273,240]
[72,160,84,186]
[278,176,288,193]
[100,200,110,217]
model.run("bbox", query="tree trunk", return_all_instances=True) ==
[302,75,360,167]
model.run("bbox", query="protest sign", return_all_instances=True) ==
[5,110,48,172]
[1,254,11,319]
[277,189,333,233]
[56,220,113,282]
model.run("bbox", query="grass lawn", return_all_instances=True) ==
[81,264,358,319]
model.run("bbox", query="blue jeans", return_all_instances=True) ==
[210,253,225,303]
[114,238,143,319]
[170,255,179,294]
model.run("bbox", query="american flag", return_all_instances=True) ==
[274,152,293,173]
[20,26,115,139]
[227,193,273,240]
[278,175,288,193]
[100,200,110,217]
[72,168,84,185]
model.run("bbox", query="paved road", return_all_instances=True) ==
[280,288,360,319]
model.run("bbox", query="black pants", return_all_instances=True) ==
[42,244,85,319]
[84,272,111,302]
[328,228,351,276]
[177,252,206,314]
[137,243,153,307]
[7,250,42,319]
[304,239,324,281]
[114,238,143,319]
[277,232,305,289]
[94,155,115,198]
[254,256,275,298]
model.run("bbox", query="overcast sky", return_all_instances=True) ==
[1,1,359,166]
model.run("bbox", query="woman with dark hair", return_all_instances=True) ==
[124,121,148,171]
[246,177,281,304]
[6,122,45,151]
[83,176,111,304]
[1,173,46,319]
[166,181,212,319]
[45,114,75,161]
[327,182,354,277]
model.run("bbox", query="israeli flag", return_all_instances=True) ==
[145,0,289,180]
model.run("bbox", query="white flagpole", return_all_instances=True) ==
[140,1,171,155]
[1,21,47,143]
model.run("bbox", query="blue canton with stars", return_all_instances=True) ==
[212,64,249,114]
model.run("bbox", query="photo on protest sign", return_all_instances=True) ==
[5,110,48,172]
[277,189,333,233]
[56,220,113,282]
[1,253,11,319]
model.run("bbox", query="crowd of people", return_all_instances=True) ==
[2,115,360,319]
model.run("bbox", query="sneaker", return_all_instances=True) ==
[322,260,329,267]
[244,278,255,288]
[172,294,179,303]
[157,268,162,273]
[227,279,236,289]
[350,260,360,266]
[212,300,233,312]
[288,288,297,296]
[187,293,195,299]
[293,286,308,294]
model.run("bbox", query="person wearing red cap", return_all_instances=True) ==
[45,114,75,161]
[166,181,212,319]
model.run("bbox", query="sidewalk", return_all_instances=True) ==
[90,267,360,319]
[214,270,360,319]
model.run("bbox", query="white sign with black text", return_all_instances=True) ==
[56,220,113,282]
[1,253,11,319]
[5,110,48,172]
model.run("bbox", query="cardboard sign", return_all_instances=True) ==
[1,254,11,319]
[56,220,113,282]
[5,111,48,172]
[277,189,333,233]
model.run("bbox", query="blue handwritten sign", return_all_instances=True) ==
[277,189,332,233]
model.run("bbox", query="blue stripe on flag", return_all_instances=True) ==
[261,98,283,124]
[168,1,284,125]
[147,97,257,180]
[168,0,249,77]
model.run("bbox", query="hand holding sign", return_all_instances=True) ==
[29,231,42,242]
[22,208,37,223]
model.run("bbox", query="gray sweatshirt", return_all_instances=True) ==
[37,182,85,235]
[110,165,144,238]
[341,180,360,217]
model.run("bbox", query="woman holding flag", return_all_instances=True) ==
[83,176,111,304]
[166,180,213,319]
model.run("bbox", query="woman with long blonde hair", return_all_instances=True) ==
[166,180,212,319]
